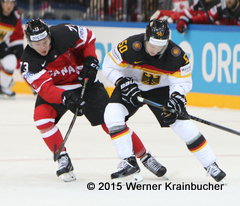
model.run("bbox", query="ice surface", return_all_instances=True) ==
[0,95,239,206]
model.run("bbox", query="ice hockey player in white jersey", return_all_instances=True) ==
[102,19,226,184]
[0,0,24,97]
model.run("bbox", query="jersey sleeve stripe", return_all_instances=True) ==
[35,78,52,93]
[8,39,24,47]
[108,52,129,68]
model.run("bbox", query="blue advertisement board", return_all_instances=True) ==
[22,20,240,97]
[170,24,240,96]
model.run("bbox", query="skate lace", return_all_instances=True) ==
[117,160,133,171]
[58,155,69,170]
[145,157,162,173]
[206,164,221,177]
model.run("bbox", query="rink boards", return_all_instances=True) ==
[13,20,240,109]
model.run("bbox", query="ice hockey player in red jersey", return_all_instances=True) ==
[0,0,24,97]
[102,19,226,184]
[20,18,156,182]
[177,0,240,33]
[20,18,111,182]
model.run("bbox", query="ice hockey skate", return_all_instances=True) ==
[140,152,168,180]
[205,162,226,185]
[0,86,16,98]
[56,152,76,182]
[111,156,143,184]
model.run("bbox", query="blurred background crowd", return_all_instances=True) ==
[17,0,177,21]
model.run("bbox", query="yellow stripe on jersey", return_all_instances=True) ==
[108,50,191,78]
[108,52,129,68]
[0,24,15,31]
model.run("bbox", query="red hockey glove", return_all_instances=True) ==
[177,16,192,33]
[62,90,86,116]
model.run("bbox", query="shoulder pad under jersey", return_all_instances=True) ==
[50,24,88,54]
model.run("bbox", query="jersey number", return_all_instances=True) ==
[20,61,29,72]
[118,40,128,53]
[183,54,189,64]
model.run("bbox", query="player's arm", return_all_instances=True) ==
[72,26,100,86]
[168,51,192,96]
[102,41,143,107]
[20,61,64,104]
[102,39,131,86]
[9,10,24,58]
[162,52,192,124]
[177,4,221,33]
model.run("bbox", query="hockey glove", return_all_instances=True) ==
[78,56,99,86]
[62,90,86,116]
[162,92,186,124]
[176,16,192,33]
[0,42,10,58]
[117,77,143,107]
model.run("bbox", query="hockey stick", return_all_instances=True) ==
[53,78,88,161]
[199,0,214,24]
[137,96,240,136]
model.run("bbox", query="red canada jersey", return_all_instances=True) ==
[20,23,97,104]
[192,3,240,25]
[0,7,24,48]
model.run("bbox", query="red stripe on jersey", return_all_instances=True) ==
[121,59,179,75]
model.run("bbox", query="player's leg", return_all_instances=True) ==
[104,102,142,183]
[101,123,147,159]
[34,99,75,182]
[85,81,166,181]
[82,81,141,182]
[170,119,226,183]
[0,54,17,97]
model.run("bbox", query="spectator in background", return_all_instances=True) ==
[151,0,220,23]
[177,0,240,33]
[0,0,24,97]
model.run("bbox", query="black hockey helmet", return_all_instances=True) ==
[25,18,51,42]
[146,19,169,46]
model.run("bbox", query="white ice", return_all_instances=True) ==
[0,94,239,206]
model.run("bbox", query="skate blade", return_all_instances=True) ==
[220,178,227,186]
[60,171,76,182]
[113,173,143,185]
[161,174,169,180]
[0,94,16,100]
